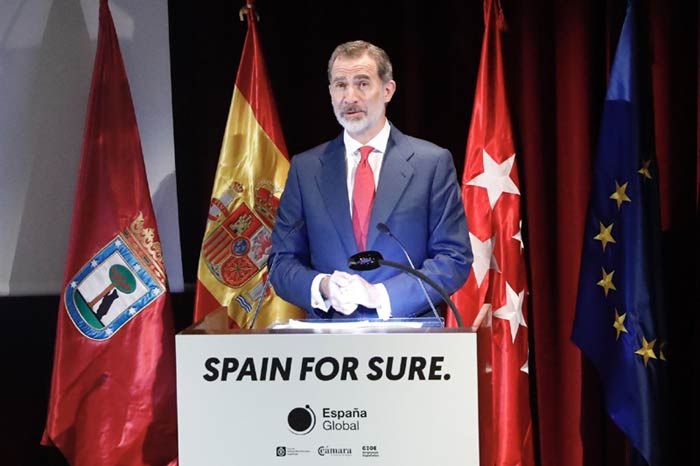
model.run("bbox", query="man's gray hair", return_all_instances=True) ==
[327,40,393,83]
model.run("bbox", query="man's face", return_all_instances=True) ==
[329,53,396,141]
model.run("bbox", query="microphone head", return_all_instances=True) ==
[348,251,384,271]
[376,223,390,234]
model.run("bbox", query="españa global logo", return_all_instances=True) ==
[287,405,316,435]
[64,214,166,340]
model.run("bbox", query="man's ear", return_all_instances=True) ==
[383,80,397,103]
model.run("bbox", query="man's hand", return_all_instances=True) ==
[320,271,357,315]
[341,275,384,309]
[319,271,387,316]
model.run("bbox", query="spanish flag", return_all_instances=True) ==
[194,3,303,327]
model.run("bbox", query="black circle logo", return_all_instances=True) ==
[287,405,316,435]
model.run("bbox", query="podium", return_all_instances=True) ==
[176,312,481,465]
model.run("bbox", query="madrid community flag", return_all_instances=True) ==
[193,3,304,327]
[42,1,178,465]
[572,1,669,464]
[449,1,534,465]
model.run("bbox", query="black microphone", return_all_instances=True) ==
[249,218,305,329]
[348,250,464,328]
[376,223,442,325]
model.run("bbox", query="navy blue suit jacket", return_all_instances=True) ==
[270,126,472,319]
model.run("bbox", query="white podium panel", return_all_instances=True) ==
[176,329,478,465]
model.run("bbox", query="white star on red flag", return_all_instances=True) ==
[466,149,520,208]
[469,233,500,286]
[493,282,527,343]
[513,220,524,252]
[521,349,529,374]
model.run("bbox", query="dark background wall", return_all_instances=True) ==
[2,1,696,465]
[170,0,483,289]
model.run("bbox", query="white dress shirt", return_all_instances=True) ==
[309,120,392,318]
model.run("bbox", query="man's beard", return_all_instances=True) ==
[334,105,379,136]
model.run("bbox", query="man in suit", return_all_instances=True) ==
[270,40,471,320]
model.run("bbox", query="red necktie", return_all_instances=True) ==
[352,145,376,251]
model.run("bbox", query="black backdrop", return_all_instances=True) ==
[170,0,484,290]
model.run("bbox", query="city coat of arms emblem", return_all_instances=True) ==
[64,214,166,340]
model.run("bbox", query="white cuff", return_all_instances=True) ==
[373,283,392,320]
[310,273,331,312]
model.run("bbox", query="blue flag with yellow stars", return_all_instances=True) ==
[572,1,668,465]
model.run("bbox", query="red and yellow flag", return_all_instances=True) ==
[450,1,534,465]
[42,1,177,464]
[194,3,303,327]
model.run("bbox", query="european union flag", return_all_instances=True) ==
[572,1,668,465]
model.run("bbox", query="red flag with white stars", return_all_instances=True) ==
[449,1,534,464]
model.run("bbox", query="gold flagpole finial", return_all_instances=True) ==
[239,1,259,22]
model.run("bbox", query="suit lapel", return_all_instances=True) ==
[316,135,357,256]
[366,127,414,249]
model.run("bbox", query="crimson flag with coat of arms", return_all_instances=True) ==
[42,1,178,464]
